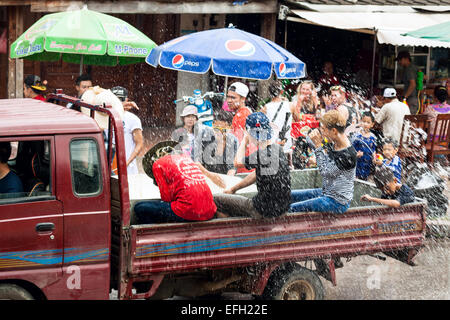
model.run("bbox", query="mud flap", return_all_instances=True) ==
[314,258,338,286]
[383,248,421,266]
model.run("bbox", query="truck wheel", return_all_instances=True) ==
[262,264,324,300]
[0,284,35,300]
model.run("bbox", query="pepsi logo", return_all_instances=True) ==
[225,40,255,57]
[279,63,287,77]
[172,54,185,68]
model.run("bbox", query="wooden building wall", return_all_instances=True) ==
[18,11,179,127]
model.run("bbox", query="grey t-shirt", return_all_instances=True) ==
[402,64,419,111]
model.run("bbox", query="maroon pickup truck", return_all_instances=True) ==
[0,94,426,300]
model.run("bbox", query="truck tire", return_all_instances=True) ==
[262,264,324,300]
[0,284,35,300]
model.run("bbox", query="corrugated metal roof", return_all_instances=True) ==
[0,99,101,137]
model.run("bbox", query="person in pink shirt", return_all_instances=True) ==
[423,86,450,137]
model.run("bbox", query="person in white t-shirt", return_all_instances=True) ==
[262,81,293,168]
[374,88,411,144]
[111,86,144,175]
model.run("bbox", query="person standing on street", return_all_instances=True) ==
[318,61,340,97]
[396,51,419,114]
[262,80,294,169]
[374,88,410,144]
[323,85,359,133]
[23,75,47,101]
[226,82,252,144]
[111,86,143,175]
[67,74,93,109]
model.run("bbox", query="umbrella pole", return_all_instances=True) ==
[370,29,377,98]
[80,55,84,76]
[224,76,228,97]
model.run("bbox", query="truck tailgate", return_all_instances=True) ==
[128,203,426,276]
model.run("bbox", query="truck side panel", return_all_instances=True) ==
[55,134,111,300]
[0,136,68,299]
[129,205,425,275]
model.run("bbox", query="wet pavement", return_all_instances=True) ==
[323,237,449,300]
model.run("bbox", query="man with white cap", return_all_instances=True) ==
[374,87,410,143]
[111,86,143,175]
[226,81,252,143]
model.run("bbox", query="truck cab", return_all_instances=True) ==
[0,98,112,299]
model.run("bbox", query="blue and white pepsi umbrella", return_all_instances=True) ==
[146,27,306,80]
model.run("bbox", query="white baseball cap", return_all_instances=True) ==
[228,82,249,98]
[383,88,397,98]
[181,105,198,117]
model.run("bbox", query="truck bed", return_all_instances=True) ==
[112,169,426,277]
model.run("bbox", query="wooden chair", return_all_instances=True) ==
[426,113,450,163]
[398,114,430,161]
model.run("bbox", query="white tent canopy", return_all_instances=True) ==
[289,9,450,48]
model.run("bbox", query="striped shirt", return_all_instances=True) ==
[382,155,402,181]
[307,136,356,205]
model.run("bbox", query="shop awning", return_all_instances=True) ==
[289,9,450,48]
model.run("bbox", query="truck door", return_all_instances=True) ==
[55,134,111,300]
[0,137,64,298]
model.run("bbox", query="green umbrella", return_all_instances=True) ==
[403,21,450,43]
[10,6,157,69]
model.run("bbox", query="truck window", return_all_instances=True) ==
[0,140,52,203]
[70,139,102,197]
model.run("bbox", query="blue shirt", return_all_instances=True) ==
[352,132,377,180]
[383,156,402,181]
[0,170,24,194]
[382,184,415,205]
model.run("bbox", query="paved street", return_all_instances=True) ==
[323,237,449,300]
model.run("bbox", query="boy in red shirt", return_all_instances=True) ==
[134,144,218,224]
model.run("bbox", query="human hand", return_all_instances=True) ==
[357,151,364,158]
[308,129,323,148]
[373,153,383,166]
[123,101,139,111]
[224,188,236,194]
[360,194,373,202]
[243,131,251,146]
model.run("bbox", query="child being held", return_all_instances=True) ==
[352,111,377,180]
[373,138,402,181]
[360,166,415,208]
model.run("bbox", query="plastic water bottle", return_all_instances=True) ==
[417,70,424,91]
